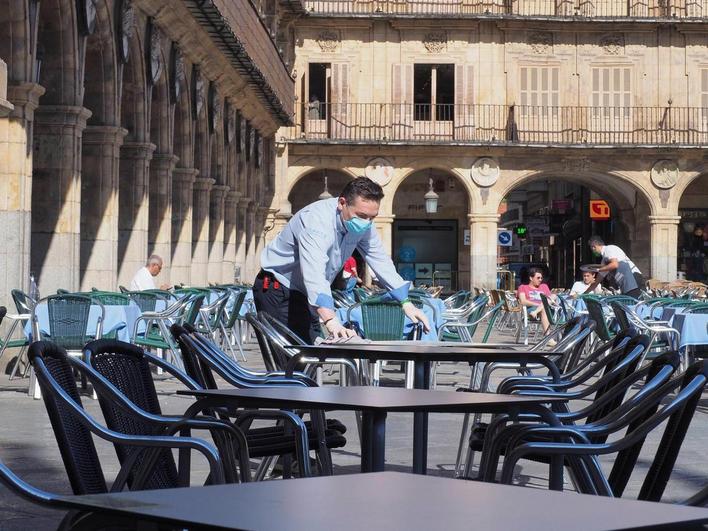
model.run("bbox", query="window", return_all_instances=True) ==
[591,66,631,118]
[520,66,559,117]
[308,63,329,120]
[414,64,454,121]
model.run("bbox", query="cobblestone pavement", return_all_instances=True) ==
[1,328,707,529]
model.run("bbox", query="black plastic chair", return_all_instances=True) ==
[497,360,708,502]
[27,341,226,494]
[83,339,250,486]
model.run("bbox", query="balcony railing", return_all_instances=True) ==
[304,0,708,18]
[286,102,708,145]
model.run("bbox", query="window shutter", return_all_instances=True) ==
[331,62,350,138]
[454,64,474,139]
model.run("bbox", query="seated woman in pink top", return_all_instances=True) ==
[517,267,555,334]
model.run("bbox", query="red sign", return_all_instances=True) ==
[590,200,611,220]
[552,199,572,211]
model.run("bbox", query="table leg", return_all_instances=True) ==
[412,360,431,474]
[361,410,386,473]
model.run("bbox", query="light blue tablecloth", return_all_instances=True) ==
[668,310,708,350]
[26,302,143,343]
[337,297,445,341]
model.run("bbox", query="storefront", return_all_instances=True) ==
[678,208,708,282]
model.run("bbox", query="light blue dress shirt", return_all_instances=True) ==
[261,198,410,309]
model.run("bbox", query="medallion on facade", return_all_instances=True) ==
[117,0,134,63]
[192,67,205,119]
[316,31,339,53]
[651,160,679,189]
[528,32,553,55]
[364,158,394,187]
[423,32,447,54]
[169,44,184,103]
[471,158,500,187]
[146,20,163,85]
[564,157,589,173]
[599,33,625,56]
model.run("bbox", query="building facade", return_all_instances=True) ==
[0,0,304,304]
[272,1,708,289]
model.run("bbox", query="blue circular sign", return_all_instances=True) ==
[498,231,511,245]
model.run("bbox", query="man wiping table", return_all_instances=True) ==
[254,177,430,343]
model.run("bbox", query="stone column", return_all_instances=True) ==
[243,201,257,281]
[208,184,229,283]
[469,213,499,290]
[32,105,92,293]
[171,168,198,285]
[80,125,127,291]
[235,197,251,282]
[254,206,271,271]
[148,153,178,285]
[649,215,681,282]
[117,141,156,288]
[0,82,43,304]
[369,214,395,284]
[222,190,241,283]
[191,177,215,286]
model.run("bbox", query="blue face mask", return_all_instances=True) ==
[345,216,372,234]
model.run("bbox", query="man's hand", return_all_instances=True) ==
[324,317,356,339]
[159,283,171,290]
[402,301,431,333]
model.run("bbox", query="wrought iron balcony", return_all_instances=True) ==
[286,102,708,146]
[304,0,708,18]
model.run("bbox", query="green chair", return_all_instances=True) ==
[220,288,248,360]
[603,295,639,306]
[540,293,563,328]
[439,295,490,342]
[686,304,708,314]
[89,292,130,306]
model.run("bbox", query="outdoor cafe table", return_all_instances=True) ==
[57,472,708,531]
[178,386,566,482]
[285,342,563,474]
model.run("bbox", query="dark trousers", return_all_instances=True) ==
[252,270,320,344]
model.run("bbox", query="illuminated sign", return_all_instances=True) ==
[589,200,611,220]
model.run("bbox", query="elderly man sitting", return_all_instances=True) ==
[130,255,170,291]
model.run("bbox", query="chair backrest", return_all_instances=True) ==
[27,341,108,495]
[40,294,98,350]
[245,313,281,371]
[358,300,406,341]
[90,292,131,306]
[686,304,708,314]
[539,293,558,326]
[83,339,179,491]
[126,291,160,312]
[609,302,633,332]
[605,295,639,306]
[222,289,248,329]
[585,297,614,341]
[182,294,206,326]
[11,289,34,314]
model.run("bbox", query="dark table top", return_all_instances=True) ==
[62,472,708,531]
[287,342,559,363]
[178,386,565,413]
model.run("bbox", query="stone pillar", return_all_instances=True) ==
[191,177,215,285]
[32,105,92,293]
[222,190,241,283]
[0,82,43,305]
[369,214,395,284]
[236,197,251,282]
[80,125,127,291]
[649,215,681,282]
[254,206,271,271]
[469,213,499,290]
[148,153,178,285]
[247,202,261,281]
[117,141,156,288]
[208,184,229,283]
[267,199,292,245]
[171,168,198,285]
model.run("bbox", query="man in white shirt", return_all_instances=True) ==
[570,271,602,298]
[588,236,645,297]
[130,255,169,291]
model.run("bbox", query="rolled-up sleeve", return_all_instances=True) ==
[297,223,336,309]
[357,226,410,302]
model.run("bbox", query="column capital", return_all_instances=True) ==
[34,105,93,131]
[173,167,199,184]
[238,197,253,209]
[83,125,129,146]
[226,190,242,203]
[7,82,45,120]
[468,213,500,223]
[151,153,179,171]
[375,215,396,224]
[648,215,682,225]
[121,141,157,160]
[193,177,216,191]
[211,184,230,201]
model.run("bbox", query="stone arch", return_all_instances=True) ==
[287,168,351,214]
[172,61,193,168]
[119,14,148,142]
[35,0,81,106]
[287,163,357,194]
[149,44,171,154]
[670,162,708,213]
[0,0,33,83]
[384,160,473,216]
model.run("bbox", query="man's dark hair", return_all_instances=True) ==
[340,177,385,204]
[528,267,544,280]
[588,235,605,246]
